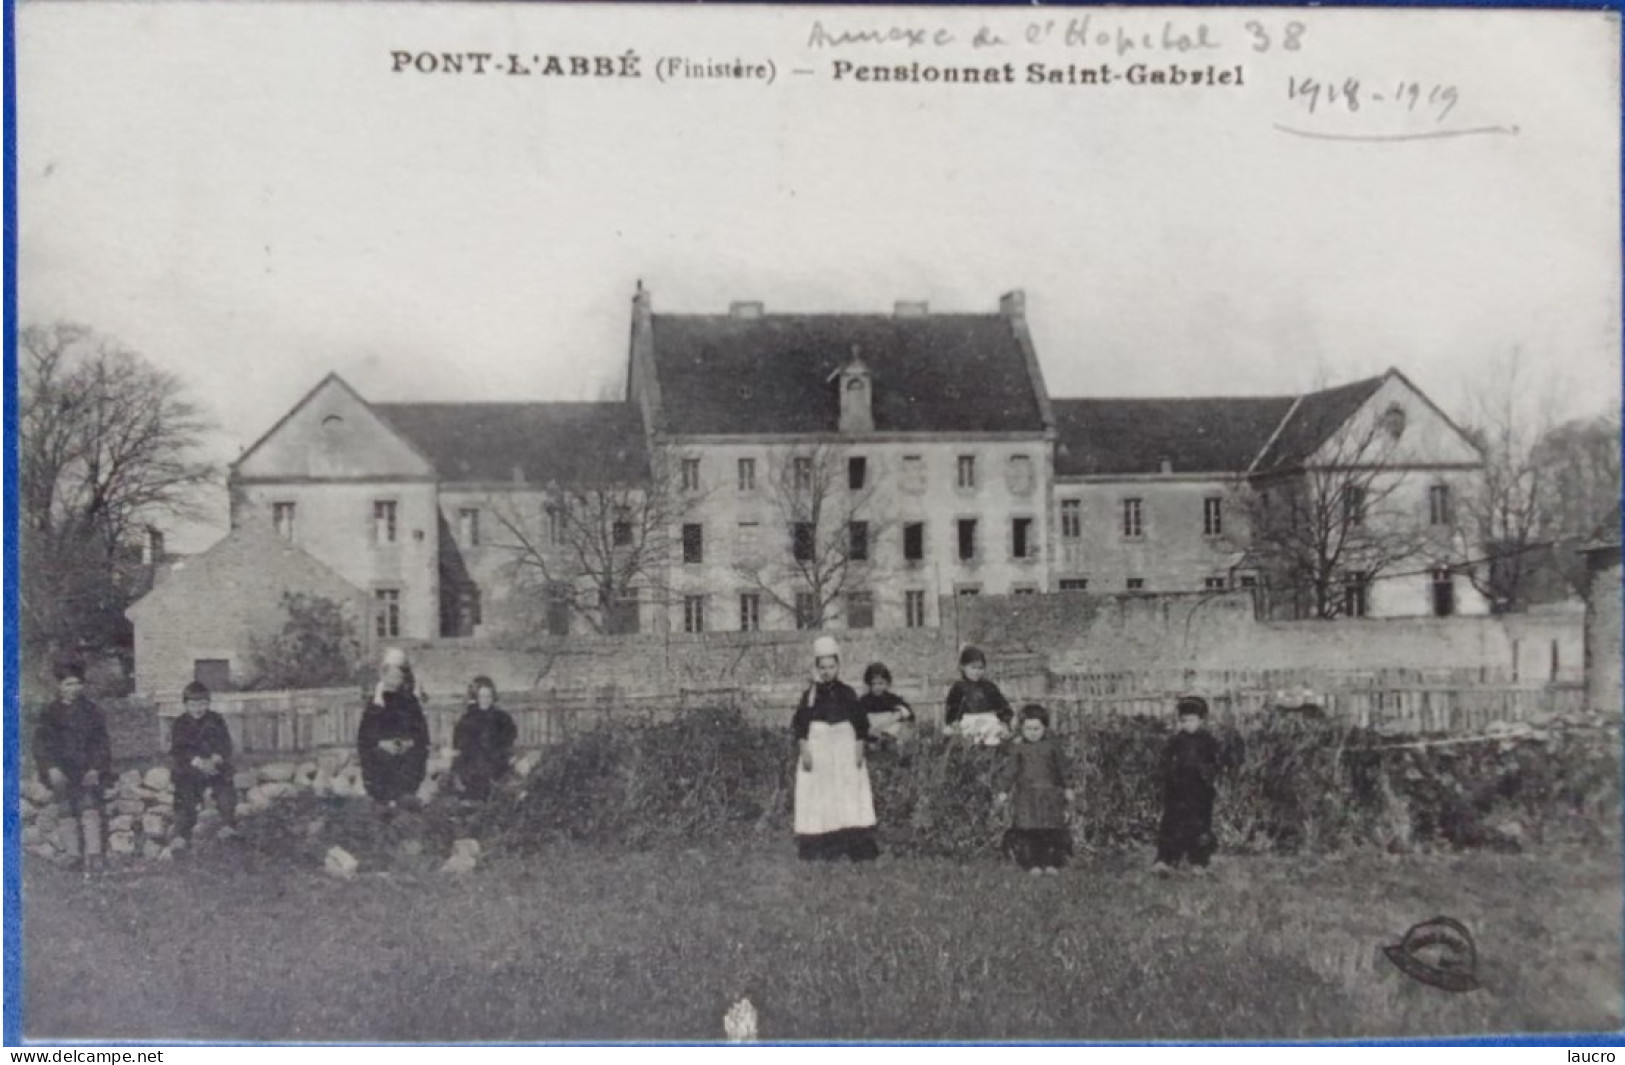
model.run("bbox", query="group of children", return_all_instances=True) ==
[32,642,1222,878]
[790,639,1222,877]
[31,654,521,874]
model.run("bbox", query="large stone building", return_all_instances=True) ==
[131,286,1491,690]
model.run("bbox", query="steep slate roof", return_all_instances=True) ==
[649,314,1047,435]
[1052,396,1297,477]
[1251,374,1388,473]
[374,402,649,486]
[1052,374,1389,477]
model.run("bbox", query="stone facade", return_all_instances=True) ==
[126,516,371,693]
[1583,542,1622,712]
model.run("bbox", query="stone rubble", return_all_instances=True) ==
[20,743,527,873]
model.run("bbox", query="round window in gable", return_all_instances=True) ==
[846,378,866,392]
[322,414,344,432]
[1380,404,1407,440]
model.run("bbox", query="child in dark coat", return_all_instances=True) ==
[997,704,1074,875]
[32,662,112,872]
[452,675,517,801]
[1154,696,1222,874]
[945,646,1012,743]
[857,662,915,748]
[358,655,431,814]
[169,681,239,846]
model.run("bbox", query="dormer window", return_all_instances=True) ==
[1380,403,1407,440]
[831,348,874,434]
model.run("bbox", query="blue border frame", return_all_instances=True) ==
[2,0,1622,1049]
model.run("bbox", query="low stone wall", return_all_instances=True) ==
[19,748,544,865]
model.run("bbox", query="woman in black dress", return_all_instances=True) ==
[357,652,431,815]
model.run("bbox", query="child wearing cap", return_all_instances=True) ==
[790,636,879,861]
[944,646,1013,744]
[1154,695,1222,875]
[996,704,1074,875]
[169,681,239,846]
[857,662,915,747]
[32,661,112,873]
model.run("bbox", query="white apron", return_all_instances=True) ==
[794,720,877,836]
[955,711,1009,746]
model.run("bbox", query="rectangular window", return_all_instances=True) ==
[957,585,981,597]
[1343,573,1370,618]
[1431,567,1456,617]
[848,521,869,562]
[1239,574,1258,589]
[681,458,702,492]
[373,588,401,638]
[458,507,481,547]
[736,521,760,558]
[903,522,925,562]
[547,506,564,545]
[1059,578,1089,592]
[1429,484,1452,526]
[1012,585,1037,596]
[957,455,976,489]
[272,502,296,542]
[1204,576,1227,591]
[905,590,927,628]
[1203,497,1223,538]
[193,659,231,692]
[957,519,977,561]
[606,589,640,635]
[793,457,814,493]
[545,584,571,637]
[612,508,633,547]
[1060,499,1081,539]
[373,500,398,544]
[901,455,926,495]
[848,456,867,491]
[793,522,816,562]
[1012,517,1034,560]
[737,458,756,492]
[1007,455,1035,495]
[682,523,704,564]
[1122,499,1143,539]
[795,591,818,630]
[683,595,706,634]
[739,593,761,633]
[846,591,875,630]
[1343,485,1367,527]
[1126,578,1145,591]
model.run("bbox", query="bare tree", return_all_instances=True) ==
[732,443,890,629]
[1533,412,1623,597]
[1453,352,1557,613]
[487,453,689,637]
[19,322,216,666]
[1233,410,1437,619]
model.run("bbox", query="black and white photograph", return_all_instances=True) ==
[10,0,1624,1044]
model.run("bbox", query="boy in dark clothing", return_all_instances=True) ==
[32,662,112,871]
[1154,696,1222,875]
[452,676,517,801]
[944,646,1013,742]
[169,681,239,846]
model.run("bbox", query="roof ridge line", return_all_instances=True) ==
[1247,393,1305,475]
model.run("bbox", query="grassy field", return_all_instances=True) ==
[21,795,1624,1044]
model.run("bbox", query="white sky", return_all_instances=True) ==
[15,3,1622,550]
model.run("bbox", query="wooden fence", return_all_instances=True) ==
[143,671,1593,758]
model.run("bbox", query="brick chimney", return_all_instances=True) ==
[999,289,1026,317]
[831,346,874,434]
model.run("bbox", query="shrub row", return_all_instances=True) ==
[493,708,1624,859]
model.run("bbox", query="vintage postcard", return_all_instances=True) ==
[10,0,1623,1045]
